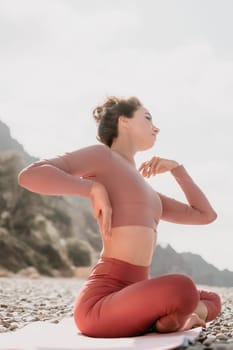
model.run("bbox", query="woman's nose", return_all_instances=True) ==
[153,125,160,133]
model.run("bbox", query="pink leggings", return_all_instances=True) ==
[73,257,221,338]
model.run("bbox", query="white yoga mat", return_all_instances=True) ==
[0,317,204,350]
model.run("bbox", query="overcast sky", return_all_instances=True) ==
[0,0,232,271]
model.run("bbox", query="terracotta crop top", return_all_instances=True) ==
[18,144,217,231]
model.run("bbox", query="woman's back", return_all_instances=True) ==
[18,144,161,265]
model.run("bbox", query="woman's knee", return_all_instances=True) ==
[170,274,199,313]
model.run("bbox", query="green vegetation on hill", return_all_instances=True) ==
[0,150,93,276]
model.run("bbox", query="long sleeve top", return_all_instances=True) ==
[18,144,217,231]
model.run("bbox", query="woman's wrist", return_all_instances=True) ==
[90,181,100,197]
[170,161,180,171]
[90,181,106,199]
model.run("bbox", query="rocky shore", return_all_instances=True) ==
[0,277,233,349]
[0,276,83,333]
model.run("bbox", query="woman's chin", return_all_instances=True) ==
[140,143,155,151]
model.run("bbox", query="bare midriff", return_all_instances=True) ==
[100,225,157,266]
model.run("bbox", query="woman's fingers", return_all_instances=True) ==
[90,182,112,240]
[142,167,150,178]
[142,166,151,178]
[151,157,160,176]
[139,157,160,177]
[93,206,100,219]
[138,160,151,172]
[139,161,151,177]
[139,157,180,176]
[149,157,159,176]
[98,207,112,239]
[103,207,112,239]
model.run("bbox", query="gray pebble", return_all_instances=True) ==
[0,325,8,333]
[23,316,39,322]
[203,335,217,345]
[50,319,60,324]
[216,333,229,341]
[8,323,18,331]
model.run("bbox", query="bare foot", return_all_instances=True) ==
[178,313,206,332]
[155,314,181,333]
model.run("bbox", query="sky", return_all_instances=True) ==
[0,0,232,271]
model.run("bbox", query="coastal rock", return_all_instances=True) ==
[0,267,14,277]
[17,267,41,279]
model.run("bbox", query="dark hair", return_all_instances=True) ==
[93,96,142,147]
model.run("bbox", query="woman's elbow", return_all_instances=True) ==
[18,161,45,189]
[203,210,218,224]
[18,170,29,189]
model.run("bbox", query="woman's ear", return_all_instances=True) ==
[118,115,129,129]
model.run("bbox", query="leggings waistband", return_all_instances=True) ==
[88,257,150,283]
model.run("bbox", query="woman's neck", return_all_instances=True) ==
[110,141,136,167]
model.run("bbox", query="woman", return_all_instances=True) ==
[18,96,221,338]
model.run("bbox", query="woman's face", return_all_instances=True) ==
[127,107,160,150]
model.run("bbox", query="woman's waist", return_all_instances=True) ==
[102,225,157,267]
[88,256,150,283]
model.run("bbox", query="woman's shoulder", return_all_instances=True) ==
[72,143,111,159]
[50,143,111,175]
[63,143,111,167]
[83,143,111,154]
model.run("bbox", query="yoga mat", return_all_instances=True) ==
[0,317,205,350]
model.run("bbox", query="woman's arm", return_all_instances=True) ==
[18,144,113,238]
[18,144,109,197]
[158,165,217,225]
[139,157,217,225]
[18,159,93,197]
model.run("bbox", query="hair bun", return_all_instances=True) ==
[93,107,104,123]
[93,96,120,124]
[103,96,119,108]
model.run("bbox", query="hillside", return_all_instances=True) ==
[0,120,37,165]
[0,119,101,276]
[151,244,233,287]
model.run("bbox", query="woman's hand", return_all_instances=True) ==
[138,156,180,178]
[90,182,112,239]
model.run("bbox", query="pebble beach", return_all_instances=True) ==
[0,277,232,349]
